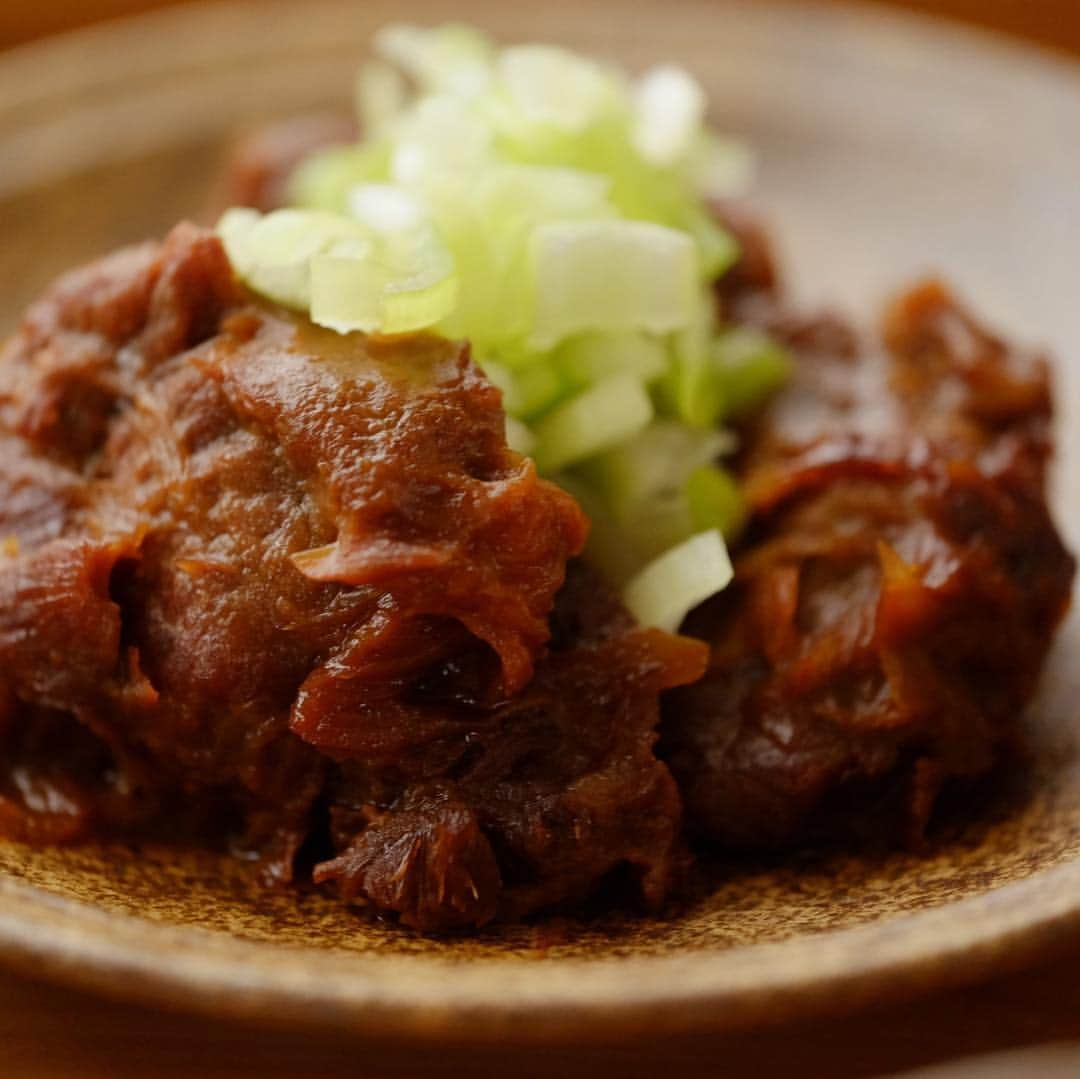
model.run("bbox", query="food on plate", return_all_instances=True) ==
[664,221,1075,848]
[216,23,777,620]
[0,222,707,928]
[0,25,1072,931]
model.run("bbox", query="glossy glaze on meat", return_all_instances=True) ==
[316,562,704,926]
[0,224,705,929]
[1,125,1074,929]
[663,219,1076,849]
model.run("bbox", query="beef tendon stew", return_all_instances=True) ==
[0,26,1072,931]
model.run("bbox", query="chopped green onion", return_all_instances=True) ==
[532,373,653,473]
[219,205,457,335]
[348,183,426,233]
[686,464,747,538]
[622,529,733,633]
[572,424,741,581]
[682,204,741,279]
[379,270,460,335]
[530,220,698,349]
[666,287,724,428]
[497,45,621,133]
[216,24,791,629]
[374,23,494,97]
[552,472,642,587]
[504,416,536,456]
[310,250,457,336]
[557,332,668,387]
[390,96,494,185]
[218,207,372,309]
[714,328,792,416]
[475,163,613,224]
[288,143,390,212]
[633,65,706,166]
[582,421,733,523]
[484,359,568,419]
[309,253,383,332]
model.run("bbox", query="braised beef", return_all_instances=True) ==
[662,231,1075,849]
[316,562,704,926]
[0,128,1073,928]
[0,224,703,928]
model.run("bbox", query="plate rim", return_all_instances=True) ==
[0,859,1079,1040]
[2,0,1080,1041]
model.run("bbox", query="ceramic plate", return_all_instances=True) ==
[0,0,1079,1042]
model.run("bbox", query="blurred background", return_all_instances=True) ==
[1,0,1080,55]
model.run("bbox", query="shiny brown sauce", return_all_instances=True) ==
[0,162,1072,931]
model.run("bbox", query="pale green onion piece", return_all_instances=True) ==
[666,286,724,428]
[532,373,653,473]
[530,220,698,349]
[576,424,739,575]
[287,143,391,213]
[414,175,504,347]
[713,328,792,416]
[686,464,747,539]
[380,269,459,335]
[557,332,668,387]
[477,164,613,224]
[309,253,384,333]
[219,206,457,335]
[551,473,642,587]
[582,421,733,523]
[484,360,567,420]
[391,96,494,185]
[504,416,536,456]
[217,207,261,263]
[478,358,514,399]
[219,26,791,606]
[218,208,372,309]
[375,23,494,97]
[622,529,733,632]
[497,45,620,133]
[348,183,426,233]
[310,250,457,335]
[682,205,741,280]
[632,65,706,166]
[422,164,615,350]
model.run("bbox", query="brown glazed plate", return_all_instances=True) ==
[1,0,1079,1043]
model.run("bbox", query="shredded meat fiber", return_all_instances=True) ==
[0,125,1073,926]
[662,217,1075,848]
[0,224,705,929]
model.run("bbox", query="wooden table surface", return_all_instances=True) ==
[2,2,1080,1077]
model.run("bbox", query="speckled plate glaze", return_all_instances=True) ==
[0,0,1079,1043]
